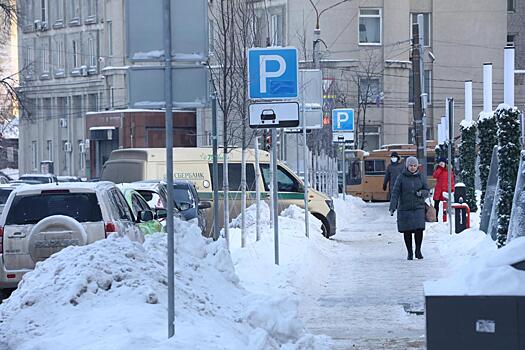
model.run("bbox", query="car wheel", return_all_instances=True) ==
[28,215,88,263]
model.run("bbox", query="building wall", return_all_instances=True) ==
[508,0,525,70]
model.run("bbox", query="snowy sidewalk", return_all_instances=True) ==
[298,200,449,349]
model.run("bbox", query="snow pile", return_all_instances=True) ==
[333,194,365,229]
[459,119,476,129]
[425,225,525,296]
[477,110,494,121]
[0,218,329,349]
[229,202,333,302]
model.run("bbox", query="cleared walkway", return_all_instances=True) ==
[299,201,448,349]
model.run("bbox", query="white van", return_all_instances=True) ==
[101,148,336,237]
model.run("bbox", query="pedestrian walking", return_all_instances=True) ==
[389,156,429,260]
[432,157,454,221]
[383,152,403,201]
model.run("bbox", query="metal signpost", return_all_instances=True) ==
[447,98,454,235]
[332,108,355,200]
[248,47,299,265]
[126,0,208,338]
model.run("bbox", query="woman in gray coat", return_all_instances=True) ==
[389,156,430,260]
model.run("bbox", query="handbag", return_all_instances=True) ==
[425,202,437,222]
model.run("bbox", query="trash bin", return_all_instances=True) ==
[453,183,469,233]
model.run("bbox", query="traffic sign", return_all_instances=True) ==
[332,108,355,132]
[249,102,299,128]
[332,132,354,143]
[248,47,298,100]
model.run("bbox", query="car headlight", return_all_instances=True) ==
[325,199,334,210]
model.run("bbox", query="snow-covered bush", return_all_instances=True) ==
[495,105,521,247]
[477,111,497,209]
[459,120,477,212]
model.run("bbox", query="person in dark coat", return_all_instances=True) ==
[389,156,430,260]
[432,157,454,221]
[383,151,403,200]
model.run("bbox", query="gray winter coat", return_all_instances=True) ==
[389,168,430,233]
[383,162,403,199]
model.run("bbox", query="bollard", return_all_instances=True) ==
[452,202,471,233]
[443,200,448,222]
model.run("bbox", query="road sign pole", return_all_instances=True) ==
[163,0,175,338]
[302,108,310,238]
[342,143,346,201]
[272,128,280,264]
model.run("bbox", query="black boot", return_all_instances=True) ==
[403,232,413,260]
[415,230,424,259]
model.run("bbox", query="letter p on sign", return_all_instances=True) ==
[337,112,349,129]
[259,55,286,94]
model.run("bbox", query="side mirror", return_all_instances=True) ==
[198,201,211,209]
[138,210,154,222]
[155,208,167,219]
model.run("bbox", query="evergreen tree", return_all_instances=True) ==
[495,105,521,247]
[459,121,477,212]
[477,112,497,210]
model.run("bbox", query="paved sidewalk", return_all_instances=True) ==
[298,202,448,349]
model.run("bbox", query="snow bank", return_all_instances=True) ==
[0,217,328,349]
[425,223,525,296]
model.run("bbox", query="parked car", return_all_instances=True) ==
[18,173,58,184]
[0,182,145,296]
[131,180,210,233]
[57,176,83,182]
[118,186,166,235]
[9,179,41,185]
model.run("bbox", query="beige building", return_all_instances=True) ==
[275,0,507,150]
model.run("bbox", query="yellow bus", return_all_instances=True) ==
[344,144,437,201]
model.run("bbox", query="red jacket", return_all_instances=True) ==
[433,166,454,200]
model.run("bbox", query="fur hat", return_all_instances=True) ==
[438,157,447,163]
[405,156,419,169]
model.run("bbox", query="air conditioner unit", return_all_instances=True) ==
[59,118,67,128]
[84,139,90,149]
[40,21,48,31]
[79,142,85,154]
[64,142,72,153]
[33,20,41,31]
[80,66,88,77]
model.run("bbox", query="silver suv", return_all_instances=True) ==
[0,182,144,295]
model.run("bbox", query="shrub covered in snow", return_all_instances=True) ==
[477,111,497,209]
[459,120,478,212]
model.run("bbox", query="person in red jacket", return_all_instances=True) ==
[432,157,454,220]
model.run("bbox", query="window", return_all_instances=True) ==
[62,140,68,172]
[24,45,35,76]
[42,42,50,73]
[508,0,516,12]
[41,0,47,22]
[364,159,385,175]
[56,0,64,22]
[270,14,282,46]
[46,140,53,161]
[109,188,133,221]
[107,21,113,55]
[78,140,85,169]
[31,141,38,170]
[88,37,96,67]
[73,95,82,118]
[70,0,80,21]
[43,98,52,120]
[410,13,431,47]
[507,34,516,47]
[208,163,257,191]
[359,78,380,104]
[87,0,96,18]
[57,40,65,69]
[88,93,98,112]
[72,40,79,67]
[5,193,102,225]
[208,19,214,53]
[260,164,302,192]
[57,97,67,119]
[409,70,432,103]
[359,8,381,45]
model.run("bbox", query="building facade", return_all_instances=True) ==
[16,0,197,177]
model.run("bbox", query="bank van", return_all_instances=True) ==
[100,147,336,237]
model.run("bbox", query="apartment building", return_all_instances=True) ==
[16,0,197,178]
[251,0,507,150]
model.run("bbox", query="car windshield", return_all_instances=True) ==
[19,176,53,184]
[5,192,102,225]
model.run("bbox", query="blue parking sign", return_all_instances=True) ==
[248,47,298,100]
[332,109,354,132]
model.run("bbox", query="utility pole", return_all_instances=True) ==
[417,14,428,178]
[411,22,424,166]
